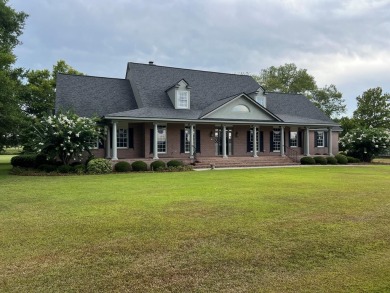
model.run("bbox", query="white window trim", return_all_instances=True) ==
[117,128,128,149]
[273,128,281,152]
[290,131,298,148]
[88,138,99,150]
[177,90,190,109]
[157,125,167,154]
[316,131,325,148]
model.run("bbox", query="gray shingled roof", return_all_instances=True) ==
[55,62,339,127]
[126,62,260,110]
[266,92,338,125]
[55,74,137,117]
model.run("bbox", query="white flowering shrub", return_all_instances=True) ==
[340,127,390,162]
[28,112,102,165]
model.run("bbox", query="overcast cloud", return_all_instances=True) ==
[10,0,390,116]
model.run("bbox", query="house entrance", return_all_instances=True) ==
[214,128,232,156]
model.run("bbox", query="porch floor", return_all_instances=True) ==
[113,155,299,169]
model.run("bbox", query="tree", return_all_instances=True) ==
[336,116,358,137]
[26,112,101,165]
[253,63,346,119]
[309,84,346,119]
[340,127,390,162]
[0,0,28,151]
[253,63,317,94]
[21,60,83,117]
[353,87,390,129]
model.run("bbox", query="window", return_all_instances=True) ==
[117,128,128,148]
[316,131,324,147]
[184,127,196,153]
[157,125,167,153]
[273,128,281,151]
[249,129,260,152]
[177,91,189,109]
[290,131,298,147]
[232,105,250,112]
[255,96,266,107]
[87,138,99,149]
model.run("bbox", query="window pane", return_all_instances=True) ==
[317,131,324,147]
[273,128,281,151]
[290,131,298,147]
[178,91,188,108]
[157,126,166,153]
[117,128,128,148]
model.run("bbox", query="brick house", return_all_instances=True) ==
[55,62,340,165]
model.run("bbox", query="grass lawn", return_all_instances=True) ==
[1,156,389,292]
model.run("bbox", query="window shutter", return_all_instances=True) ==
[314,131,318,147]
[270,131,274,152]
[325,131,328,147]
[150,129,154,154]
[260,131,264,152]
[196,130,201,153]
[298,130,302,147]
[288,131,291,147]
[128,128,134,148]
[180,129,185,153]
[247,131,251,152]
[98,139,104,149]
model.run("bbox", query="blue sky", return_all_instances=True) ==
[10,0,390,116]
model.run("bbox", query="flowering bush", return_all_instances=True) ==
[27,112,102,165]
[340,127,390,162]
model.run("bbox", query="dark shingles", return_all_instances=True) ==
[127,62,260,110]
[267,92,338,125]
[55,74,137,117]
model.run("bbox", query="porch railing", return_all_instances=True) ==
[286,147,299,163]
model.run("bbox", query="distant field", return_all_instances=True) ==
[1,156,389,292]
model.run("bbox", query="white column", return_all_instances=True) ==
[281,126,285,156]
[328,127,333,156]
[222,125,227,158]
[105,126,111,159]
[153,123,159,160]
[253,125,258,157]
[112,122,118,160]
[304,127,310,156]
[189,124,195,159]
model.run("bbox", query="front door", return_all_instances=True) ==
[214,128,232,156]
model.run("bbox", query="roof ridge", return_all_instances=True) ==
[58,73,127,81]
[127,62,254,78]
[267,91,305,96]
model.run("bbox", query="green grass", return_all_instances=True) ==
[1,155,390,292]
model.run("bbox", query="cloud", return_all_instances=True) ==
[10,0,390,115]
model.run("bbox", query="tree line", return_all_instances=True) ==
[1,0,389,161]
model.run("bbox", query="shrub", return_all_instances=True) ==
[313,156,327,165]
[167,160,184,167]
[114,161,132,172]
[131,161,148,172]
[37,164,58,173]
[87,158,112,174]
[335,154,348,164]
[70,161,83,167]
[35,153,49,166]
[347,156,360,163]
[326,156,338,165]
[74,164,85,175]
[57,165,74,174]
[165,165,193,172]
[300,157,316,165]
[150,160,166,171]
[11,154,37,168]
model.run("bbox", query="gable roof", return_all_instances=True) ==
[199,93,282,121]
[55,62,339,127]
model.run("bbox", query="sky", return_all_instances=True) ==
[10,0,390,116]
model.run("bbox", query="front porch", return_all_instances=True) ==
[112,155,299,169]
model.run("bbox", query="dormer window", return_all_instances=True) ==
[255,96,266,107]
[177,90,189,109]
